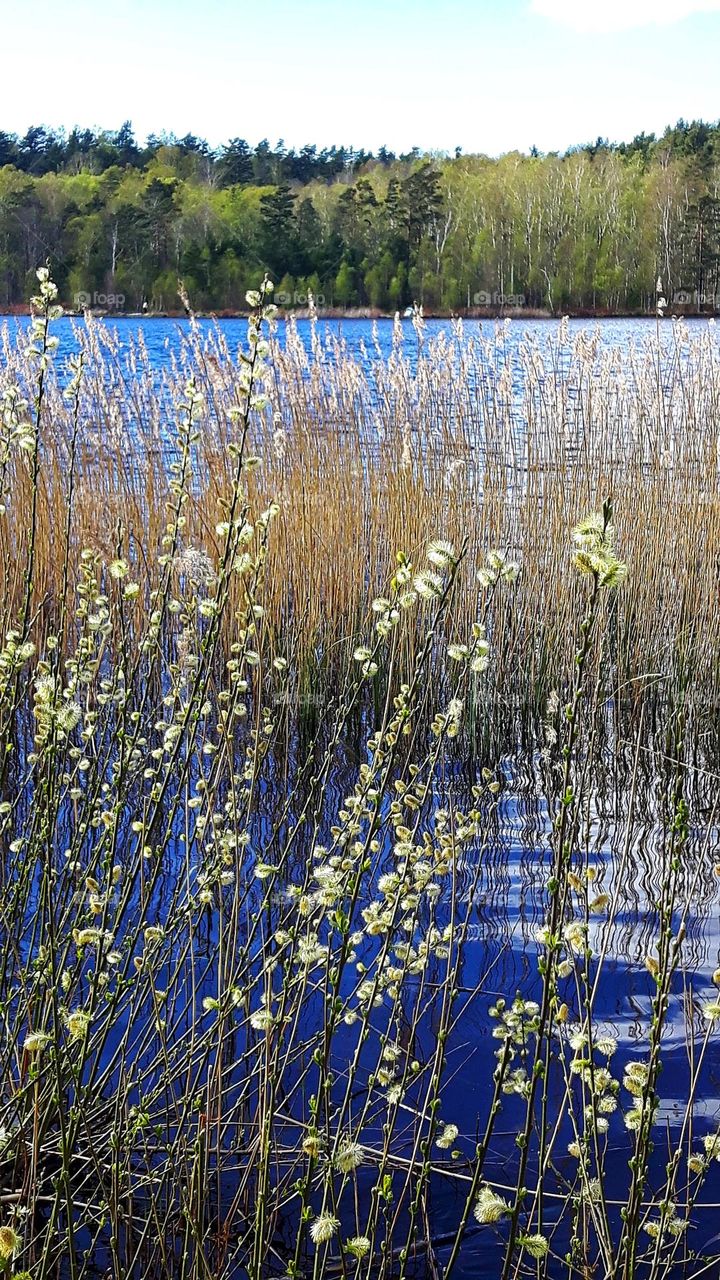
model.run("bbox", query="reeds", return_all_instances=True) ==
[2,308,720,727]
[0,274,718,1279]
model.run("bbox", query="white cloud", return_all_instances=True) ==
[530,0,720,33]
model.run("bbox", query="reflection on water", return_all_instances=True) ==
[3,695,720,1276]
[2,309,720,1274]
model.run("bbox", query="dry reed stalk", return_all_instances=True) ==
[1,314,719,720]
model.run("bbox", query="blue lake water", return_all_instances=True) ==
[2,311,720,1275]
[1,312,716,373]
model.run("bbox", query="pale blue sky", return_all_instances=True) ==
[1,0,719,155]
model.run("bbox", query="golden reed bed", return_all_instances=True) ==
[2,307,720,716]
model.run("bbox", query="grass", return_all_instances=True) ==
[0,272,718,1278]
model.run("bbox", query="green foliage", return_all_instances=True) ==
[1,118,720,311]
[334,260,356,306]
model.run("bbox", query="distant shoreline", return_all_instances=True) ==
[1,305,717,322]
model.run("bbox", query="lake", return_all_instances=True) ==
[1,308,719,1277]
[1,312,715,374]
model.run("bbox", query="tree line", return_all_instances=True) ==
[1,118,719,313]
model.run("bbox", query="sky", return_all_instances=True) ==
[0,0,719,156]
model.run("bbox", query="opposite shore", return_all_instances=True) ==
[1,304,717,321]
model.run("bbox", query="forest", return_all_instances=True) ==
[1,118,720,312]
